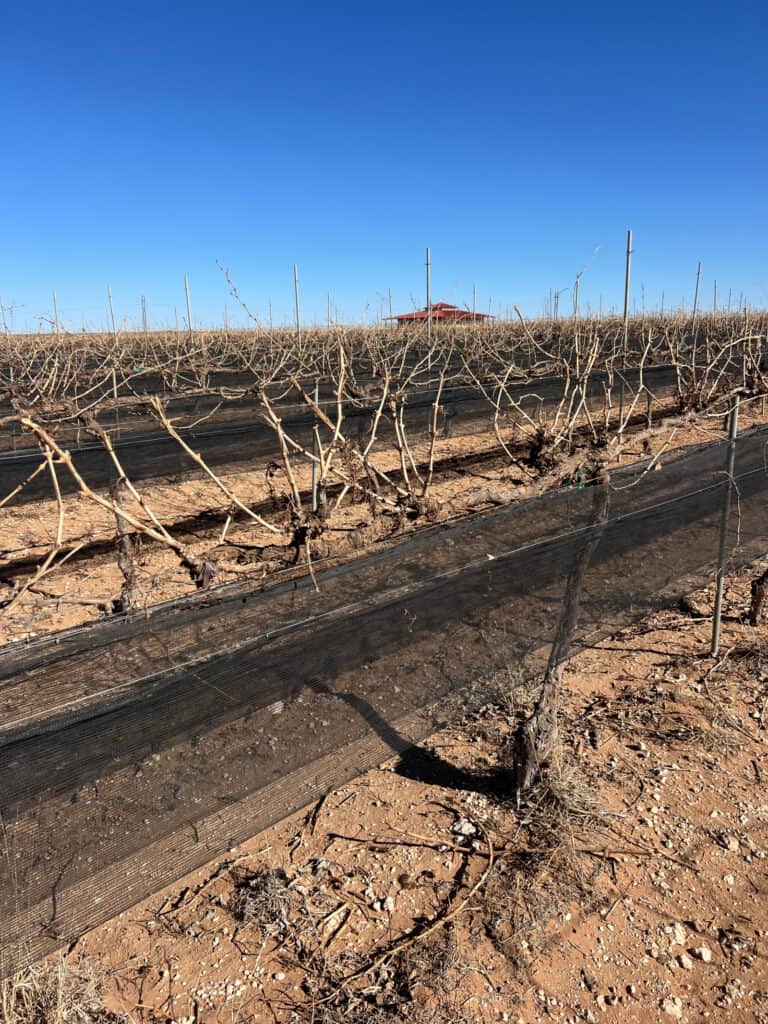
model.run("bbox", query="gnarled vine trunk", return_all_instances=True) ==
[513,466,611,800]
[749,567,768,626]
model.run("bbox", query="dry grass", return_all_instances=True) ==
[287,938,479,1024]
[0,956,129,1024]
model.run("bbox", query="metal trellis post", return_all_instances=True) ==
[711,395,740,656]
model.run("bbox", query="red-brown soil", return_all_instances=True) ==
[33,559,767,1024]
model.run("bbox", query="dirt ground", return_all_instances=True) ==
[14,559,764,1024]
[1,399,760,645]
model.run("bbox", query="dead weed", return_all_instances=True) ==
[0,955,128,1024]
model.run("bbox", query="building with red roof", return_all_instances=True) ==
[385,302,493,325]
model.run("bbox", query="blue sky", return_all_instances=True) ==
[1,1,766,331]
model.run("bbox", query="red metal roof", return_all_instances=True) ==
[385,303,493,322]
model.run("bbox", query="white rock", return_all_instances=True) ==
[692,946,712,963]
[451,818,478,837]
[661,996,683,1019]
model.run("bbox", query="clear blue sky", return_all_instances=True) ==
[2,1,766,331]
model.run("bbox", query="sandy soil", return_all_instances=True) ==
[34,559,767,1024]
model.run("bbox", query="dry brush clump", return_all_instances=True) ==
[228,866,297,935]
[0,956,129,1024]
